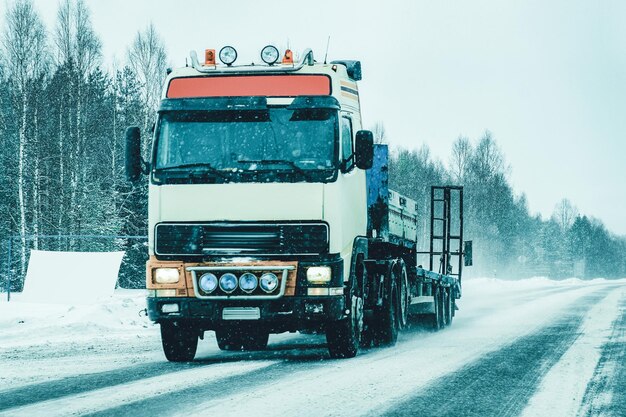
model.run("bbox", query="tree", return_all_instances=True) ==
[54,0,102,73]
[551,198,578,231]
[372,121,388,144]
[2,0,48,273]
[449,135,472,183]
[127,22,167,157]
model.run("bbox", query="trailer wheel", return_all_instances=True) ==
[443,288,453,326]
[161,322,198,362]
[326,272,363,358]
[423,285,444,331]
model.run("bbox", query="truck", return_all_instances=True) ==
[125,45,471,361]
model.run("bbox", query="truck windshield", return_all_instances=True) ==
[153,108,338,183]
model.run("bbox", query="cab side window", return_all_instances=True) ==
[341,116,354,172]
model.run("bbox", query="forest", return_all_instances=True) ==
[1,0,624,292]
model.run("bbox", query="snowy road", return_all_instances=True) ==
[0,278,624,417]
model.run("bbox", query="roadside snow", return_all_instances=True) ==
[519,286,624,417]
[0,289,160,389]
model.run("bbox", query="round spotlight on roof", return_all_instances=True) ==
[261,45,280,65]
[219,46,237,66]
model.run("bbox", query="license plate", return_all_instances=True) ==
[222,307,261,320]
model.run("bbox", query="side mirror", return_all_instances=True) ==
[464,240,473,267]
[355,130,374,170]
[125,126,143,182]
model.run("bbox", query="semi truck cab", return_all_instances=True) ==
[127,46,377,360]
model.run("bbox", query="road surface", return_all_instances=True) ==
[0,278,624,417]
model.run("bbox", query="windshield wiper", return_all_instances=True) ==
[155,163,229,181]
[237,159,313,180]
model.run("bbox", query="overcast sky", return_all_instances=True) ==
[10,0,626,235]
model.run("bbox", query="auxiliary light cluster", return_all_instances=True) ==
[205,45,292,66]
[198,271,279,294]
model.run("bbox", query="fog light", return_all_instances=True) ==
[307,266,331,283]
[154,268,179,284]
[308,288,329,296]
[239,273,258,293]
[155,289,177,297]
[219,273,238,293]
[199,273,218,293]
[161,303,179,314]
[259,272,279,293]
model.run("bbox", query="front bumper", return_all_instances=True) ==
[147,295,345,332]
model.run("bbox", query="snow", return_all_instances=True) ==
[519,287,624,417]
[0,289,159,389]
[1,277,624,416]
[21,250,124,304]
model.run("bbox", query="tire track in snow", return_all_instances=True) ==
[0,357,246,411]
[90,284,599,417]
[377,288,618,417]
[0,282,615,416]
[577,296,626,417]
[0,361,278,417]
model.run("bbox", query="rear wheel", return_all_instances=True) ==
[443,288,453,326]
[374,281,399,346]
[161,322,198,362]
[423,284,444,331]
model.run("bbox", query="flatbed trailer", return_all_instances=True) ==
[359,145,467,343]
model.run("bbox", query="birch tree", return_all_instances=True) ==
[127,23,167,156]
[2,0,48,273]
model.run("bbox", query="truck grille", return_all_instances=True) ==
[155,222,329,256]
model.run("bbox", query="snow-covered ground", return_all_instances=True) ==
[0,277,624,416]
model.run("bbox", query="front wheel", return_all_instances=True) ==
[327,281,363,359]
[161,322,198,362]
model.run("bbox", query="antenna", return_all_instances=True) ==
[324,36,331,64]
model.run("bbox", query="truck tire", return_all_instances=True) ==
[374,280,399,346]
[443,288,453,326]
[216,328,270,351]
[397,261,409,330]
[326,276,363,358]
[423,284,444,331]
[161,322,198,362]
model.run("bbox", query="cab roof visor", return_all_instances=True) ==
[330,60,362,81]
[159,96,268,112]
[288,96,340,110]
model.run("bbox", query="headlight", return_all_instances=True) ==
[154,268,180,284]
[219,273,238,293]
[307,266,331,283]
[199,273,218,293]
[239,273,258,293]
[219,46,237,65]
[261,45,279,65]
[259,272,279,293]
